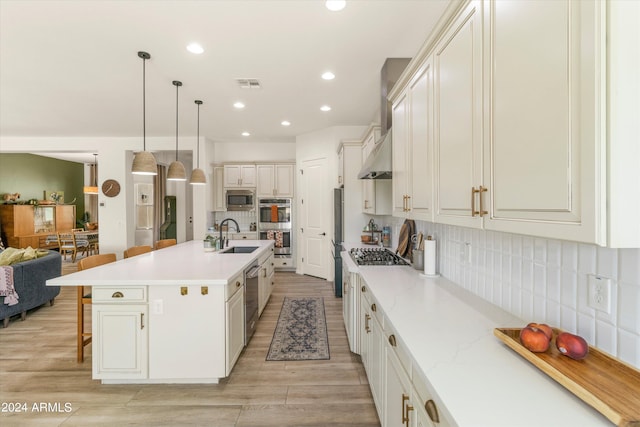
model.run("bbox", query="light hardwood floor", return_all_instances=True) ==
[0,265,380,426]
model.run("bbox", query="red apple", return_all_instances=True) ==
[520,325,551,352]
[556,332,589,360]
[527,322,553,341]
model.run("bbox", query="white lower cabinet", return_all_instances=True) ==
[361,284,385,419]
[342,261,360,354]
[352,275,452,427]
[384,347,417,427]
[93,304,148,380]
[149,285,225,380]
[258,251,274,316]
[226,278,245,376]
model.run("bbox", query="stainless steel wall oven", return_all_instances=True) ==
[258,198,292,257]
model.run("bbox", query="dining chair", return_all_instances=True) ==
[76,253,117,363]
[123,245,152,258]
[154,239,177,250]
[57,232,90,262]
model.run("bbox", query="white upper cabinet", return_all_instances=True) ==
[482,0,603,244]
[224,165,256,188]
[392,60,435,221]
[212,166,226,212]
[392,91,410,217]
[408,60,434,222]
[256,164,294,198]
[389,0,638,246]
[432,0,484,229]
[361,125,392,215]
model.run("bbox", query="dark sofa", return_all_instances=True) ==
[0,250,62,327]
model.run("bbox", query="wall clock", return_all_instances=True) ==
[101,179,121,197]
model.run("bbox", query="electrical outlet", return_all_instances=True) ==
[153,299,163,315]
[588,275,611,313]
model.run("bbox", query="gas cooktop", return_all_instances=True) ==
[349,247,410,266]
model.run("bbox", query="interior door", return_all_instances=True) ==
[301,157,328,279]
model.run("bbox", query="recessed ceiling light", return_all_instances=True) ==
[281,121,291,126]
[325,1,346,12]
[233,102,245,109]
[320,105,332,112]
[242,132,251,136]
[321,71,335,80]
[186,43,204,54]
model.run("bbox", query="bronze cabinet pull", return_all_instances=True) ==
[365,314,371,333]
[371,303,377,312]
[236,281,241,288]
[140,313,144,330]
[361,285,366,292]
[111,291,124,298]
[388,334,397,347]
[425,399,440,423]
[402,394,410,425]
[201,286,208,295]
[180,286,188,296]
[478,185,488,216]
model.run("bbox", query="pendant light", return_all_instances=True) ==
[131,51,158,175]
[83,153,99,194]
[189,100,206,185]
[167,80,187,181]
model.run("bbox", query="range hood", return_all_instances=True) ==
[358,131,392,179]
[359,58,410,180]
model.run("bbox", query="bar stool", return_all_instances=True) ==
[76,253,116,363]
[123,245,152,258]
[154,239,177,250]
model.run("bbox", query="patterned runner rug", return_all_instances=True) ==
[266,296,330,361]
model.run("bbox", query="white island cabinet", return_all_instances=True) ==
[47,240,274,384]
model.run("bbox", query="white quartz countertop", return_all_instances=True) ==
[47,240,274,287]
[341,244,611,426]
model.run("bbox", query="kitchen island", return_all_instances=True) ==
[341,244,612,427]
[47,240,274,384]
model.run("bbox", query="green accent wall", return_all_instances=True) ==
[0,154,85,224]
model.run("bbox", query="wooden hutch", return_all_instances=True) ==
[0,204,75,249]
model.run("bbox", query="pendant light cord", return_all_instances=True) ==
[174,81,180,161]
[142,55,146,150]
[196,101,200,168]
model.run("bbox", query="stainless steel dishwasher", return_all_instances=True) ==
[244,261,261,345]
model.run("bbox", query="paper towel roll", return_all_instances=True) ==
[424,238,437,276]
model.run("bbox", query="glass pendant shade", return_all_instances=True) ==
[132,51,157,175]
[167,160,187,181]
[189,168,206,185]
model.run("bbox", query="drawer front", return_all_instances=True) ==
[273,257,293,269]
[226,273,244,300]
[384,315,412,378]
[92,287,147,303]
[360,283,384,327]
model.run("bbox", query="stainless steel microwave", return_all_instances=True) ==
[226,189,255,211]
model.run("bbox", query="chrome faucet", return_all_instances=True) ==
[219,218,240,247]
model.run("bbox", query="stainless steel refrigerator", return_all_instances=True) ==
[332,188,344,297]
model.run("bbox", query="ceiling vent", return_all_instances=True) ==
[236,78,262,89]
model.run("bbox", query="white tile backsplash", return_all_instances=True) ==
[382,218,640,370]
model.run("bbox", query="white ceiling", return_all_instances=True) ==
[0,0,449,163]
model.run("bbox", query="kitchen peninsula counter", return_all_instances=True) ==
[47,240,274,287]
[47,240,274,384]
[341,246,611,426]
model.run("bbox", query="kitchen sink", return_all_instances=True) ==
[218,246,259,254]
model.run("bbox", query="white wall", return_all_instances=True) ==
[380,216,640,370]
[0,136,208,258]
[213,141,295,163]
[295,126,367,279]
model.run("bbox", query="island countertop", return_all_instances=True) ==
[47,240,274,287]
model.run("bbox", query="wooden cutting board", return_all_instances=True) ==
[494,327,640,426]
[396,220,414,257]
